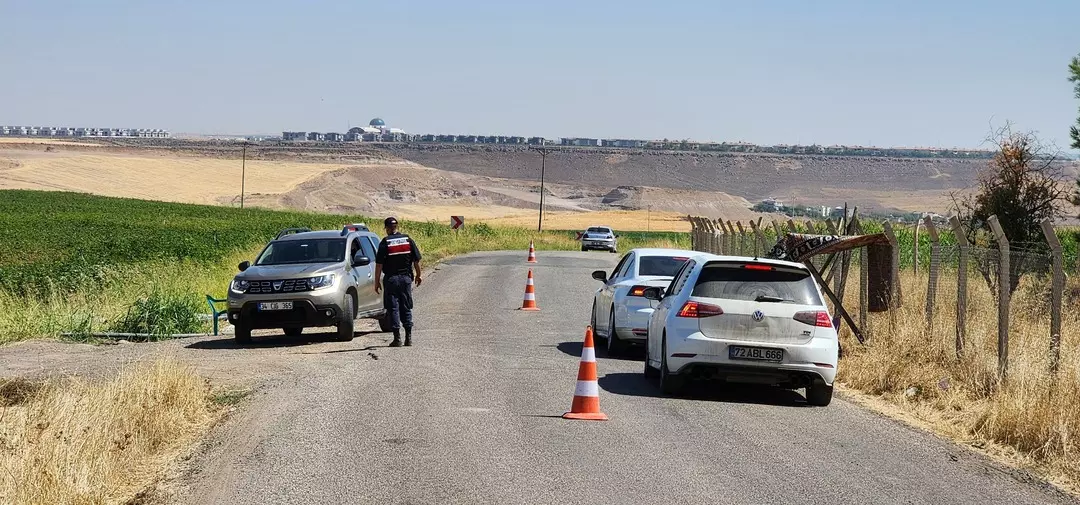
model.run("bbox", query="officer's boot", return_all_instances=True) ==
[389,330,402,347]
[404,327,413,347]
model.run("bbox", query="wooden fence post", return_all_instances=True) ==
[949,217,968,359]
[805,220,816,234]
[826,219,842,298]
[913,219,921,275]
[749,219,767,256]
[787,219,798,233]
[987,215,1010,379]
[772,220,784,239]
[709,219,720,254]
[882,221,902,308]
[1040,219,1063,374]
[689,217,697,251]
[724,220,736,255]
[923,216,940,334]
[735,221,747,256]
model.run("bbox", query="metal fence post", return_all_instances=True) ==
[772,220,784,239]
[854,217,869,336]
[787,219,798,234]
[882,221,902,308]
[805,220,816,234]
[1040,219,1063,374]
[987,215,1010,379]
[709,219,720,254]
[923,216,940,335]
[949,217,968,359]
[826,218,842,298]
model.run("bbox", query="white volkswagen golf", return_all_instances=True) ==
[642,252,839,406]
[590,249,692,355]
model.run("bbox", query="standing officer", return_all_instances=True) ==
[374,217,423,347]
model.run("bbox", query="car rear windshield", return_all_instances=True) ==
[586,227,610,234]
[256,238,346,265]
[691,262,823,305]
[638,256,689,277]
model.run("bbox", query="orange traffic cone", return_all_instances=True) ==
[563,326,609,421]
[527,241,537,263]
[519,269,540,311]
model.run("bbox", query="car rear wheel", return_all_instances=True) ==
[606,308,623,356]
[806,379,833,407]
[284,327,303,338]
[659,337,684,396]
[234,323,252,345]
[336,295,355,342]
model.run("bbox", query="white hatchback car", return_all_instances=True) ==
[590,249,692,355]
[642,253,839,406]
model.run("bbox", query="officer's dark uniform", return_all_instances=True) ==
[376,222,422,346]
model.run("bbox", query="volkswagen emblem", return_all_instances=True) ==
[273,281,284,292]
[752,310,765,322]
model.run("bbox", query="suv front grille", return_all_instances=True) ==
[246,279,312,294]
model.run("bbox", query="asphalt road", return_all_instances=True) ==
[180,251,1076,505]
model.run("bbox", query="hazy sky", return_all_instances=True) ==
[2,0,1078,150]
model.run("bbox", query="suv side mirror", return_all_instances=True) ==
[353,253,371,267]
[238,261,250,272]
[591,270,608,282]
[642,287,664,301]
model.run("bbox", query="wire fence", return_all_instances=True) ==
[688,214,1069,378]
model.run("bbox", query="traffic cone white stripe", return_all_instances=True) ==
[524,293,535,301]
[575,380,599,397]
[580,347,595,362]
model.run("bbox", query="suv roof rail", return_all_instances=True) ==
[341,223,369,235]
[275,227,312,239]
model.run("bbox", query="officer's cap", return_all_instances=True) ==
[384,216,399,228]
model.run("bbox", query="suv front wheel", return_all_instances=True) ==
[234,323,252,345]
[336,295,355,341]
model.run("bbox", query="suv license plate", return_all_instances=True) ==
[258,302,293,311]
[729,345,783,362]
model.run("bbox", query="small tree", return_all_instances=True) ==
[953,125,1066,294]
[1069,53,1080,150]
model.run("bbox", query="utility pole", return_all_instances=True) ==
[534,139,549,232]
[240,143,248,209]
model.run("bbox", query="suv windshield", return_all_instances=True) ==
[256,238,346,266]
[638,256,688,277]
[691,262,823,305]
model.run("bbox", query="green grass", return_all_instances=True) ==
[0,190,688,344]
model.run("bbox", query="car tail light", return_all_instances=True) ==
[743,264,774,271]
[677,301,723,318]
[628,285,649,297]
[794,311,833,328]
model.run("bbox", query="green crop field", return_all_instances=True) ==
[0,190,689,343]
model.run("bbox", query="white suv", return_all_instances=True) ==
[642,253,839,406]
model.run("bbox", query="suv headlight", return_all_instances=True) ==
[230,279,249,294]
[309,274,336,290]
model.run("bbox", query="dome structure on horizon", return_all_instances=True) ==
[369,118,385,127]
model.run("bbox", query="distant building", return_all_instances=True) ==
[527,137,547,145]
[602,139,647,148]
[307,132,325,142]
[561,137,599,147]
[324,132,345,142]
[282,132,307,141]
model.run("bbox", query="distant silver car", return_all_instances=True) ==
[227,224,391,344]
[580,225,618,253]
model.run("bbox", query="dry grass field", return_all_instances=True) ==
[0,149,343,206]
[0,359,217,504]
[836,269,1080,493]
[482,209,691,232]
